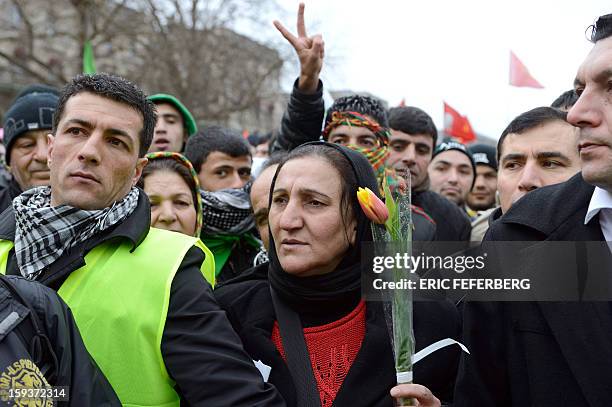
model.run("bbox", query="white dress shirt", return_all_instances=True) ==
[584,186,612,246]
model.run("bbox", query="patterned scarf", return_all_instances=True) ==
[200,185,255,236]
[145,152,203,237]
[322,111,398,192]
[322,111,391,148]
[13,186,140,280]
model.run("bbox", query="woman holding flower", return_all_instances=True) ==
[214,142,459,406]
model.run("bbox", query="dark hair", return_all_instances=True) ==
[184,125,251,173]
[276,145,358,242]
[324,95,389,128]
[551,90,578,110]
[53,73,156,157]
[590,14,612,42]
[138,157,199,212]
[497,106,568,161]
[388,106,438,148]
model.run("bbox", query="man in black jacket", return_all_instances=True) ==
[454,13,612,406]
[387,107,472,242]
[0,275,120,405]
[0,73,284,406]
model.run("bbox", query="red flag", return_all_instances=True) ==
[509,51,544,88]
[444,102,476,144]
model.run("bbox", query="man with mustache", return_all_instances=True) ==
[0,90,58,212]
[495,106,580,216]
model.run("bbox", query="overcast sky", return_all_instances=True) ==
[272,0,611,139]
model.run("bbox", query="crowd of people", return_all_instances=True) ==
[0,4,609,407]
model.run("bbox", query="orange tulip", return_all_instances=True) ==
[357,187,389,224]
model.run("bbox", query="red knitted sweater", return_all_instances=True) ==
[271,300,367,407]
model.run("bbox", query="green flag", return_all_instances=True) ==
[83,40,96,74]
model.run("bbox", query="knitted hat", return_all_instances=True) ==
[13,84,60,101]
[148,94,198,137]
[3,92,58,165]
[468,143,498,171]
[433,138,476,179]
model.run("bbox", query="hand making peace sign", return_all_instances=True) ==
[273,3,324,94]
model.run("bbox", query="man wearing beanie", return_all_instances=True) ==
[148,93,198,153]
[428,138,476,208]
[466,143,498,216]
[466,143,498,241]
[0,90,58,212]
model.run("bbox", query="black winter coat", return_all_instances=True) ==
[454,173,612,406]
[412,190,471,242]
[0,178,21,214]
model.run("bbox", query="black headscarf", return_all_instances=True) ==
[267,142,380,326]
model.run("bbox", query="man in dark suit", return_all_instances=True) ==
[453,13,612,406]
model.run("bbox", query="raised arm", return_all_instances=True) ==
[271,3,326,152]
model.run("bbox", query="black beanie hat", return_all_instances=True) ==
[3,92,58,165]
[468,143,498,172]
[13,84,60,101]
[433,138,477,189]
[433,138,476,172]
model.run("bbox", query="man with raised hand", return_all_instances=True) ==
[272,5,470,242]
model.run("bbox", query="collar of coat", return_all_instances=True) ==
[499,172,595,236]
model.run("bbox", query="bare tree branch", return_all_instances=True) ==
[0,49,55,84]
[91,0,129,40]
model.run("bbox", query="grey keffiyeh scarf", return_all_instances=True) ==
[200,185,255,236]
[12,186,139,280]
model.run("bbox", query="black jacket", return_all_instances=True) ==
[412,190,471,242]
[0,275,120,405]
[0,179,21,214]
[271,79,324,154]
[0,191,285,407]
[215,266,462,406]
[454,173,612,406]
[216,235,262,284]
[272,80,471,243]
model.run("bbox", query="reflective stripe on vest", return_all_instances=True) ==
[0,227,215,407]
